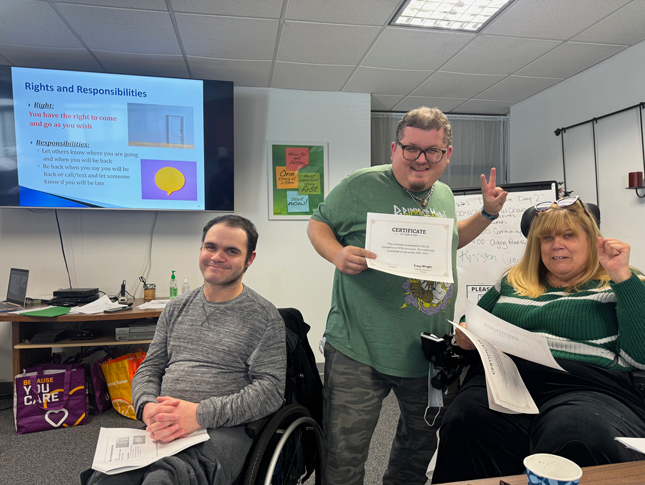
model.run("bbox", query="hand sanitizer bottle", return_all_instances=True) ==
[169,270,178,299]
[182,275,191,294]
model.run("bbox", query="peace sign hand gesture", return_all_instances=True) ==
[481,168,507,216]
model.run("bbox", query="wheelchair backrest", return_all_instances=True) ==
[279,308,323,425]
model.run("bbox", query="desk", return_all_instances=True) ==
[4,299,163,379]
[438,460,645,484]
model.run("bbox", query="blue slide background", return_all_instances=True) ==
[12,67,205,210]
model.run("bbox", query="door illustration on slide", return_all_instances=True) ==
[167,115,184,145]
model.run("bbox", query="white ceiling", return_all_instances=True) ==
[1,0,644,114]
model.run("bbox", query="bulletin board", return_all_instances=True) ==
[267,141,329,220]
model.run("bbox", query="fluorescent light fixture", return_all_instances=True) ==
[391,0,514,32]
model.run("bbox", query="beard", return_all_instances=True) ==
[408,180,432,192]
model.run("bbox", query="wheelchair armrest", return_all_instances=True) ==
[244,415,272,439]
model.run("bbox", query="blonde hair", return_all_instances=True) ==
[507,201,610,297]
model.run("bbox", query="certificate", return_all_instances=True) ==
[365,213,454,282]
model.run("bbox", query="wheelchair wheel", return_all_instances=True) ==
[243,404,322,485]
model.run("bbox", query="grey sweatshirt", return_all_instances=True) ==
[132,285,286,428]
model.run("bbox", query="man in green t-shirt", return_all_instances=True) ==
[307,107,507,485]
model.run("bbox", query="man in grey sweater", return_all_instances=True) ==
[84,215,286,485]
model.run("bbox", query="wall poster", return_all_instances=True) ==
[268,141,328,220]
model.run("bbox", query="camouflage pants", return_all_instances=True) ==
[322,343,457,485]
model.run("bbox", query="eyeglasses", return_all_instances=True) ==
[535,195,587,215]
[396,141,447,164]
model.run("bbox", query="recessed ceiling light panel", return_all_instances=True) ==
[391,0,514,32]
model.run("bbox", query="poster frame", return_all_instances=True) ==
[267,140,329,220]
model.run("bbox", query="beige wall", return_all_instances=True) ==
[509,40,645,271]
[0,87,371,382]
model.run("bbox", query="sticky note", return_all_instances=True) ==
[298,172,321,195]
[276,166,298,189]
[287,191,309,213]
[286,147,309,171]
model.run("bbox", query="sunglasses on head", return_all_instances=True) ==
[534,196,584,213]
[521,196,601,238]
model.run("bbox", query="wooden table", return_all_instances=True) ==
[437,460,645,484]
[4,298,163,379]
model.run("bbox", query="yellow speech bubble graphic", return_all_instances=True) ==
[155,167,185,195]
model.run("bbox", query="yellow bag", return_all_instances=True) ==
[101,351,146,420]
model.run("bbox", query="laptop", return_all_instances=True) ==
[0,268,29,312]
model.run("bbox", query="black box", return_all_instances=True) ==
[53,287,99,298]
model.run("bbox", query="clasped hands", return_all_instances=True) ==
[142,396,201,443]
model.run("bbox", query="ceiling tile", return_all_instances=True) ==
[53,0,167,10]
[484,0,631,40]
[1,0,643,112]
[394,96,468,113]
[412,71,505,98]
[362,27,474,70]
[451,99,514,115]
[441,35,561,75]
[94,51,189,78]
[57,4,181,55]
[285,0,401,26]
[176,14,278,60]
[272,62,354,91]
[475,75,562,102]
[343,66,432,95]
[371,94,404,111]
[169,0,284,18]
[188,57,272,87]
[0,44,102,71]
[516,42,626,79]
[573,2,645,46]
[0,0,84,48]
[278,21,380,65]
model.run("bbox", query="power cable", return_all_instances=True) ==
[55,209,73,288]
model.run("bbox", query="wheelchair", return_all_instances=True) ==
[240,308,324,485]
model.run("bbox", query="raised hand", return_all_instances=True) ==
[597,237,632,283]
[481,168,508,216]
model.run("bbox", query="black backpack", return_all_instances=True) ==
[279,308,323,425]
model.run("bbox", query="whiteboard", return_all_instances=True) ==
[453,182,557,320]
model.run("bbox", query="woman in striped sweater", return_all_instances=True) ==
[432,197,645,483]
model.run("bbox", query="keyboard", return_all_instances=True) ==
[0,301,21,311]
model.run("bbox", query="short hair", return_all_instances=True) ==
[201,215,258,261]
[395,107,452,147]
[507,201,609,297]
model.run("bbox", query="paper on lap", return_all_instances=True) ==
[464,300,565,372]
[449,300,566,414]
[91,427,209,475]
[456,323,539,414]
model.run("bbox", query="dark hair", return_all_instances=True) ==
[395,106,452,147]
[201,215,258,260]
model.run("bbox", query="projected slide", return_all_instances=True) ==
[11,67,205,210]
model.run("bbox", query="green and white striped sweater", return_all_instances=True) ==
[478,270,645,372]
